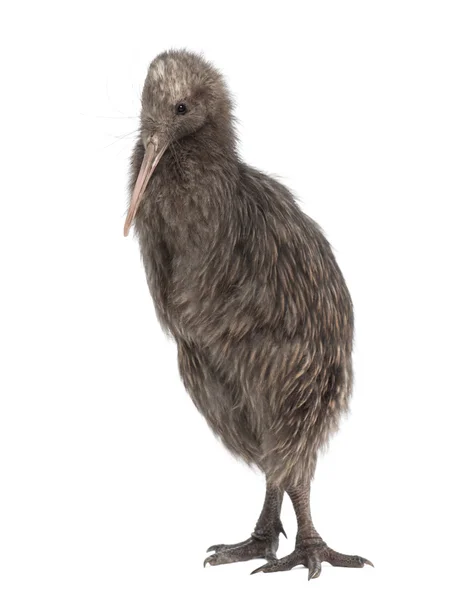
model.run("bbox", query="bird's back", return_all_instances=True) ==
[227,162,354,346]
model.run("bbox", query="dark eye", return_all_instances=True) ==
[176,102,187,115]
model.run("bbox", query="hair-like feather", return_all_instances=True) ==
[129,50,354,488]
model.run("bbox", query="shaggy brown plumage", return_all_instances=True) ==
[125,49,372,580]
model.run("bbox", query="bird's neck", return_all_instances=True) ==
[144,122,241,254]
[161,120,239,205]
[178,119,238,175]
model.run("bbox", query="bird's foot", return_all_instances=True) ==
[204,530,282,567]
[251,537,373,580]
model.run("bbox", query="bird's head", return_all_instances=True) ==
[124,49,234,236]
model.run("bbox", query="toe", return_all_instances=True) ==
[251,552,302,574]
[204,537,272,567]
[204,553,229,567]
[326,549,374,569]
[204,552,232,567]
[206,544,226,553]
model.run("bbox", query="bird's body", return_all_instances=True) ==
[134,153,353,487]
[126,49,371,578]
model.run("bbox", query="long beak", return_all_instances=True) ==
[124,135,169,237]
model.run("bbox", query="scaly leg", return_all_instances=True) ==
[252,480,372,579]
[204,482,286,566]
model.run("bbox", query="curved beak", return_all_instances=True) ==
[124,135,169,237]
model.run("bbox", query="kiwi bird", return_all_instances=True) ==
[124,49,372,580]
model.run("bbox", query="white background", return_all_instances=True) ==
[1,1,452,598]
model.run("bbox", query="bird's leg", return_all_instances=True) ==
[204,482,285,567]
[252,479,373,579]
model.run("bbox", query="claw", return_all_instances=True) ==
[308,568,321,581]
[250,563,269,575]
[280,525,287,539]
[307,557,322,581]
[206,544,222,553]
[363,558,374,568]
